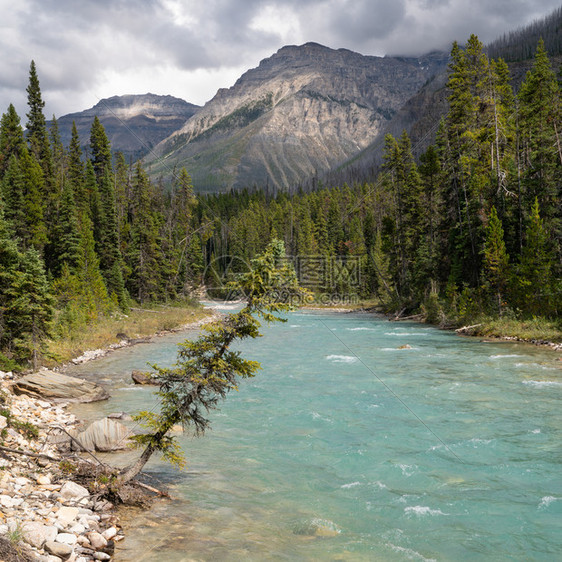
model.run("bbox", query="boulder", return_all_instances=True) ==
[44,539,73,559]
[72,417,134,452]
[57,506,80,526]
[13,369,109,403]
[131,370,157,385]
[60,481,89,501]
[21,522,58,549]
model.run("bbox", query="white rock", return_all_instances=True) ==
[15,476,30,486]
[101,526,117,540]
[37,474,51,485]
[69,522,86,534]
[21,521,58,549]
[94,552,111,561]
[57,505,80,526]
[60,481,89,500]
[0,495,14,508]
[88,531,107,550]
[76,534,90,546]
[56,532,78,545]
[44,539,74,558]
[0,415,7,429]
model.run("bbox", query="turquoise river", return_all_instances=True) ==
[66,308,562,561]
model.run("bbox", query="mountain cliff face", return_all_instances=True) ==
[145,43,448,191]
[52,94,199,161]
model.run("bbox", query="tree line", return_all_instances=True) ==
[196,36,561,322]
[1,36,560,368]
[0,62,204,369]
[487,6,562,62]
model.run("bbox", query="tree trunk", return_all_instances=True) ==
[117,442,156,485]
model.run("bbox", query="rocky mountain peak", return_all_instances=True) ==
[145,43,448,191]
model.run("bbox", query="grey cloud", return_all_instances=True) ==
[2,0,562,118]
[328,0,406,42]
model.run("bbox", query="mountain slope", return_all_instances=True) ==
[52,94,200,161]
[145,43,448,191]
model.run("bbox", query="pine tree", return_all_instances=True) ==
[5,248,54,368]
[1,155,26,240]
[25,61,55,196]
[515,198,555,316]
[482,206,509,315]
[517,39,561,240]
[97,168,126,308]
[125,162,164,303]
[49,115,65,191]
[68,121,87,212]
[49,180,81,276]
[90,116,112,180]
[0,104,26,177]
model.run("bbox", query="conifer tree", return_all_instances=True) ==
[90,116,112,180]
[25,61,55,195]
[97,168,126,308]
[125,162,164,303]
[0,104,26,177]
[482,206,509,315]
[49,180,81,276]
[515,198,555,316]
[517,39,561,237]
[68,121,87,212]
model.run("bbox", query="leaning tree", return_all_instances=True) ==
[118,240,307,485]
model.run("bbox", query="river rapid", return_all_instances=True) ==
[65,308,562,561]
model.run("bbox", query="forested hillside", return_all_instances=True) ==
[196,36,561,323]
[0,62,204,369]
[487,6,562,61]
[0,35,560,370]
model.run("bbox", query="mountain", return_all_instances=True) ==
[144,43,448,192]
[51,94,200,161]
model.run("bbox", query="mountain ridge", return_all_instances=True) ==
[50,93,200,162]
[144,43,449,191]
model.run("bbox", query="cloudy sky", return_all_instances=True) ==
[1,0,560,119]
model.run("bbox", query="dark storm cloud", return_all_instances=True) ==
[1,0,562,118]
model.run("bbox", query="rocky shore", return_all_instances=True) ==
[0,372,126,562]
[0,310,223,561]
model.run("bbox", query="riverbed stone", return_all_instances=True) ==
[101,526,117,540]
[88,531,107,550]
[21,521,58,548]
[57,506,80,526]
[56,532,78,545]
[131,370,157,385]
[59,481,89,500]
[13,369,109,403]
[37,474,51,485]
[44,539,73,558]
[71,417,133,452]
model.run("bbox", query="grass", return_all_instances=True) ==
[44,301,214,367]
[470,316,562,343]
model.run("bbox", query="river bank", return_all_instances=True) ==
[304,304,562,352]
[0,307,221,561]
[0,372,122,561]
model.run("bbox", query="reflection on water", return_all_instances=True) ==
[66,313,562,561]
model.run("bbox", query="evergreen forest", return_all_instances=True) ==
[0,35,560,370]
